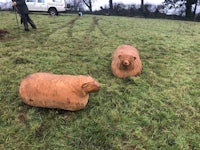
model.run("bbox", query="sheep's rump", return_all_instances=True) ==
[19,73,100,111]
[111,45,142,78]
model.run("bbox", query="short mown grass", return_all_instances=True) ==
[0,11,200,149]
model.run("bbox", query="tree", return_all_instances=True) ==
[69,0,84,11]
[141,0,144,6]
[193,0,199,16]
[185,0,197,18]
[163,0,198,19]
[109,0,113,12]
[82,0,93,12]
[141,0,144,12]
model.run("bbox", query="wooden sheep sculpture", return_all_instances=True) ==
[19,72,100,111]
[111,45,142,78]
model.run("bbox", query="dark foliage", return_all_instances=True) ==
[92,2,200,22]
[163,0,198,19]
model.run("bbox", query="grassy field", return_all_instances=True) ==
[0,11,200,149]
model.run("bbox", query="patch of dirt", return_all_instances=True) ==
[0,29,9,40]
[90,16,107,37]
[67,16,79,37]
[17,104,29,124]
[0,29,15,41]
[13,57,33,64]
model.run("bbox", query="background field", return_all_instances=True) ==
[0,11,200,149]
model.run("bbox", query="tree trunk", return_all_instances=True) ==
[109,0,113,15]
[83,0,92,12]
[141,0,144,8]
[141,0,144,14]
[193,0,198,18]
[185,0,197,19]
[185,1,192,18]
[109,0,113,11]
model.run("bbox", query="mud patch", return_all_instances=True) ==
[0,29,9,40]
[13,57,33,64]
[0,29,16,41]
[67,16,79,37]
[90,17,107,37]
[17,104,29,124]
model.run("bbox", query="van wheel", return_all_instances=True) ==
[49,8,58,16]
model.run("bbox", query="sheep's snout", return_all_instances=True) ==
[122,60,130,66]
[82,80,101,93]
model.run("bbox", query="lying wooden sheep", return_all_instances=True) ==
[19,73,100,111]
[111,45,142,78]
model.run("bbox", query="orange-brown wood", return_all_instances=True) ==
[111,45,142,78]
[19,73,100,111]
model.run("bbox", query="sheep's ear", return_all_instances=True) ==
[129,56,136,61]
[82,82,89,88]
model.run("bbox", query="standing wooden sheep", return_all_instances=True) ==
[19,73,100,111]
[111,45,142,78]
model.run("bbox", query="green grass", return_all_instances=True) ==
[0,11,200,149]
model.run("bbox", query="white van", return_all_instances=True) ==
[26,0,70,16]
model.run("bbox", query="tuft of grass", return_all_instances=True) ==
[0,11,200,149]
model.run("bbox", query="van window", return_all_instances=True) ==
[53,0,62,2]
[38,0,44,3]
[27,0,36,2]
[66,4,70,8]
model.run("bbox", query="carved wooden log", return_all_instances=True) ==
[111,45,142,78]
[19,73,100,111]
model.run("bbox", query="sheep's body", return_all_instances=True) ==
[111,45,142,78]
[19,73,100,111]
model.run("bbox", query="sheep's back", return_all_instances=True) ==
[19,73,94,111]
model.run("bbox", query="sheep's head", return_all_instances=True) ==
[81,78,100,93]
[118,55,136,70]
